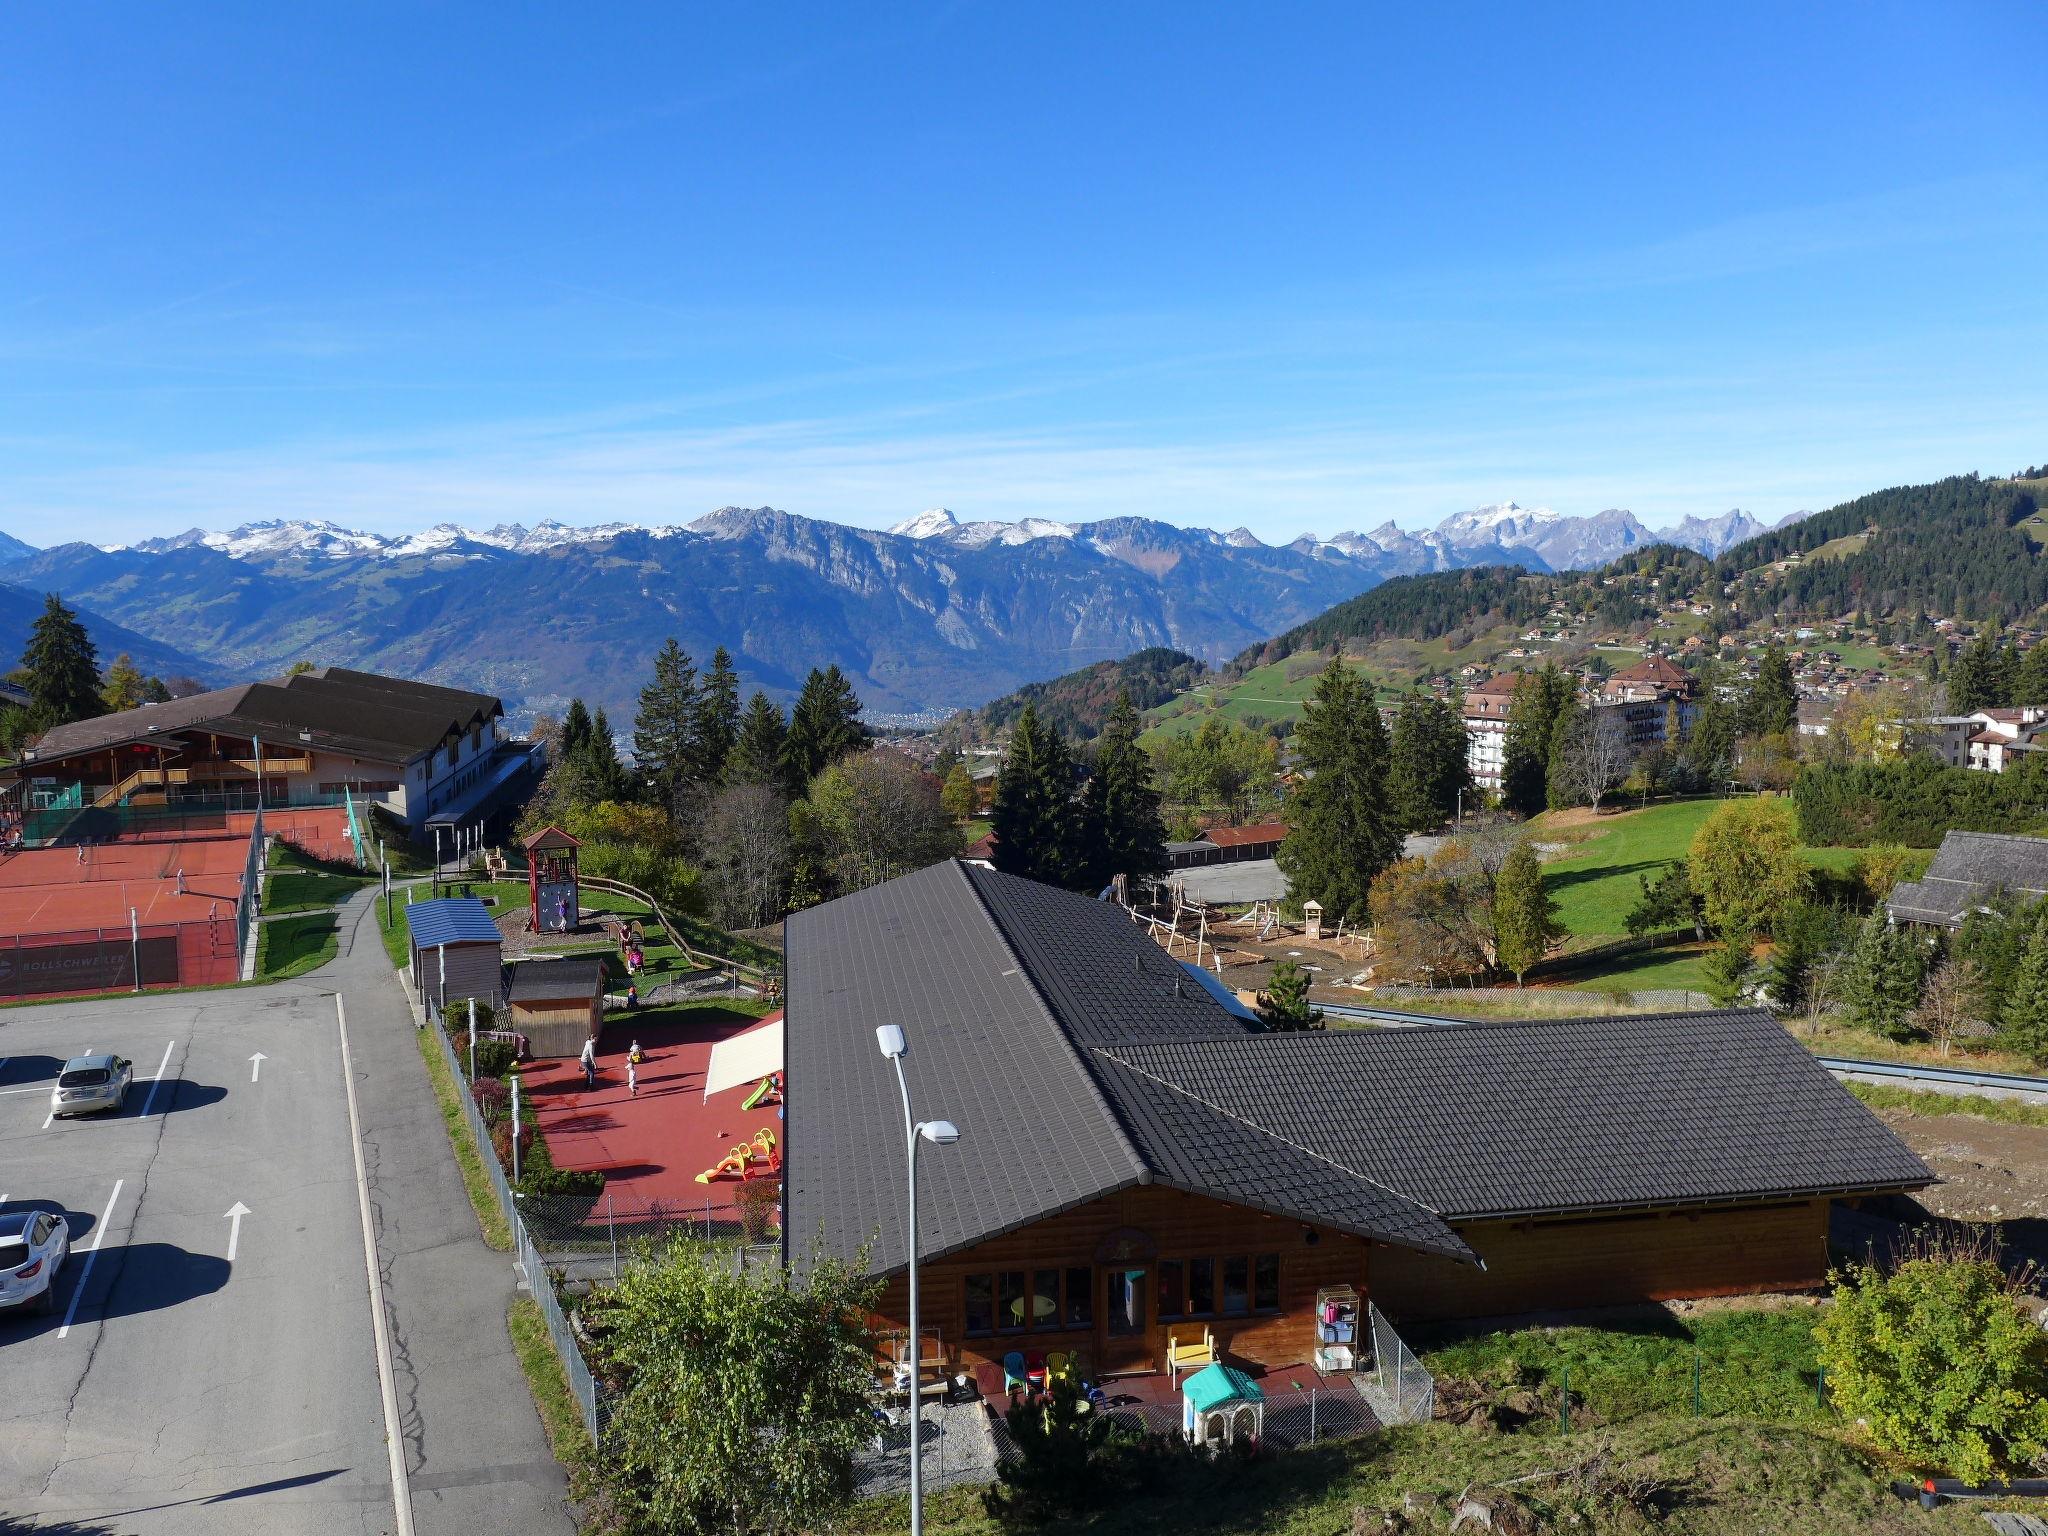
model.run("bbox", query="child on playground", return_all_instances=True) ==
[627,1039,643,1097]
[579,1035,597,1090]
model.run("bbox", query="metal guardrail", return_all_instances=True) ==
[1319,1002,1471,1028]
[1817,1055,2048,1100]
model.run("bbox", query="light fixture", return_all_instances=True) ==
[875,1024,906,1059]
[919,1120,960,1146]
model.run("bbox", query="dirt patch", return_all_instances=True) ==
[1876,1108,2048,1224]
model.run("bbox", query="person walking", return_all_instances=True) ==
[579,1034,597,1090]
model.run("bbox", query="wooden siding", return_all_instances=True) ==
[1370,1199,1831,1323]
[871,1184,1367,1380]
[510,999,600,1058]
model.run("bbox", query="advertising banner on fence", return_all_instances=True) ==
[0,935,179,997]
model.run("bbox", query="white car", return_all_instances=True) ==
[0,1211,70,1317]
[50,1054,132,1118]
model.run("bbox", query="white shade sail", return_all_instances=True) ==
[702,1015,784,1101]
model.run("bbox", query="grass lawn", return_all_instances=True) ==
[1535,798,1867,941]
[1845,1081,2048,1128]
[255,912,338,979]
[416,1021,513,1250]
[1557,946,1712,994]
[263,867,374,914]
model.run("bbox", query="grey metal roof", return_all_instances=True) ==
[1886,831,2048,929]
[787,862,1930,1279]
[403,897,504,951]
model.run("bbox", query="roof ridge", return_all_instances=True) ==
[949,861,1152,1185]
[1091,1042,1448,1218]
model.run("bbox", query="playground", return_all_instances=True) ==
[519,1000,783,1223]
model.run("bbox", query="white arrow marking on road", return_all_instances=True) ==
[224,1202,250,1262]
[249,1053,266,1083]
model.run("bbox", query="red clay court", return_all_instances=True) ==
[522,1004,783,1223]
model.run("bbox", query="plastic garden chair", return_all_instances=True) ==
[1002,1351,1028,1395]
[1166,1324,1216,1383]
[1045,1350,1073,1388]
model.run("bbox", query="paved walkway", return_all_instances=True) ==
[330,887,576,1536]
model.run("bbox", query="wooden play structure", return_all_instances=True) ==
[1122,884,1370,974]
[523,825,581,934]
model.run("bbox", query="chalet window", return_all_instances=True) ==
[1156,1259,1184,1321]
[1064,1267,1092,1327]
[964,1274,994,1336]
[1188,1257,1215,1317]
[1222,1256,1249,1316]
[1032,1270,1059,1331]
[997,1271,1026,1332]
[1254,1253,1279,1312]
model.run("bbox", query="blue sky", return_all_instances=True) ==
[3,2,2044,546]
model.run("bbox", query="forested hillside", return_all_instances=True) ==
[965,647,1207,740]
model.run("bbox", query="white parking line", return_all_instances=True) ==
[136,1039,177,1118]
[337,998,415,1535]
[57,1180,124,1339]
[0,1084,52,1095]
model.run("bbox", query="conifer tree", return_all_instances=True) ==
[1077,695,1167,890]
[584,707,632,803]
[1999,913,2048,1064]
[100,652,146,713]
[2013,641,2048,709]
[1702,928,1755,1008]
[1743,645,1798,738]
[990,704,1081,887]
[694,647,741,782]
[22,593,101,730]
[1685,674,1737,791]
[1948,627,2015,714]
[1387,691,1472,834]
[1544,700,1587,812]
[1256,959,1323,1031]
[1275,661,1398,924]
[1839,911,1926,1042]
[1491,840,1561,985]
[560,698,594,759]
[632,638,699,810]
[1502,665,1571,816]
[727,691,790,791]
[783,666,865,789]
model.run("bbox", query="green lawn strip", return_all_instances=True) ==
[262,867,374,915]
[1845,1081,2048,1128]
[841,1416,1943,1536]
[255,912,339,979]
[414,1021,513,1250]
[506,1298,596,1494]
[1557,946,1712,993]
[1796,1017,2048,1078]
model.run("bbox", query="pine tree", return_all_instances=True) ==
[560,699,594,759]
[694,647,741,782]
[1946,627,2013,714]
[22,593,101,730]
[1502,665,1571,817]
[1275,661,1399,924]
[1257,958,1323,1031]
[1839,911,1926,1042]
[990,704,1082,887]
[727,691,790,790]
[100,652,146,713]
[583,707,632,803]
[1077,695,1167,889]
[2013,641,2048,709]
[1743,646,1798,738]
[1999,913,2048,1064]
[783,666,865,789]
[1544,700,1587,812]
[1491,841,1560,985]
[632,639,699,809]
[1686,675,1736,791]
[1387,692,1471,834]
[1702,928,1754,1008]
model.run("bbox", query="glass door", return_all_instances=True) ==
[1102,1266,1151,1376]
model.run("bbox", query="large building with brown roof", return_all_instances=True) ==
[1460,673,1521,792]
[11,666,542,840]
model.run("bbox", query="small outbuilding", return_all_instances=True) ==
[505,955,609,1057]
[403,896,505,1015]
[1181,1363,1264,1448]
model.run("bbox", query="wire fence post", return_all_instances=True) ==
[1692,1348,1702,1416]
[1816,1364,1826,1411]
[1309,1387,1318,1444]
[609,1191,618,1281]
[1561,1366,1571,1434]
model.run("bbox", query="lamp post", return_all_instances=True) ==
[875,1024,959,1536]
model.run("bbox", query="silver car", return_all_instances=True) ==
[50,1053,133,1118]
[0,1210,70,1316]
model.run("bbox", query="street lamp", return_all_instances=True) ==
[875,1024,960,1536]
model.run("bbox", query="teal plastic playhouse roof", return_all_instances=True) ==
[1182,1363,1264,1412]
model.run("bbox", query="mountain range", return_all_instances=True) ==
[0,499,1796,720]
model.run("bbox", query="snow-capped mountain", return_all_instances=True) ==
[1658,509,1770,557]
[888,507,1077,549]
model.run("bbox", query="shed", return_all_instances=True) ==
[403,896,505,1015]
[505,954,608,1057]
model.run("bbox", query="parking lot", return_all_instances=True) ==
[0,979,397,1532]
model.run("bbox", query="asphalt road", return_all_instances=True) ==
[0,890,573,1535]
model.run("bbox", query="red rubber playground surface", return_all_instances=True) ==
[521,1005,784,1217]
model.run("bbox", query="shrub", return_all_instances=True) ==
[733,1179,780,1243]
[1817,1231,2048,1481]
[983,1372,1138,1525]
[470,1038,518,1081]
[491,1118,534,1172]
[519,1164,606,1199]
[471,1076,510,1125]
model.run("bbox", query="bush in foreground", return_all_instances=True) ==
[1817,1230,2048,1481]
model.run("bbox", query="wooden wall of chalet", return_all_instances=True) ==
[1370,1199,1830,1322]
[509,998,601,1058]
[872,1184,1367,1379]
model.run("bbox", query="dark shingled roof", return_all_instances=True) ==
[1887,831,2048,929]
[25,666,501,767]
[506,955,608,1003]
[785,862,1931,1279]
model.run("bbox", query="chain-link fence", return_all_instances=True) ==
[1368,1300,1436,1424]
